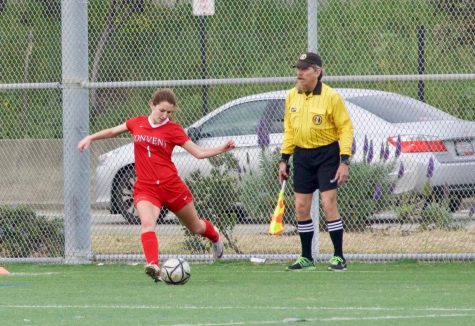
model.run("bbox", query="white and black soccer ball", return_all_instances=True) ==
[160,258,191,285]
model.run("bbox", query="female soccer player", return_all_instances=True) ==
[78,88,235,282]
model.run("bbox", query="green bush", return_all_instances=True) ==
[421,202,457,230]
[0,205,64,257]
[336,162,394,230]
[393,181,458,230]
[239,148,296,225]
[184,152,242,254]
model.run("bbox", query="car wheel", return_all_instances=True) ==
[112,167,140,224]
[226,204,249,224]
[112,166,171,224]
[448,196,462,212]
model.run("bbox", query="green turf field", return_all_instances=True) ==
[1,261,474,326]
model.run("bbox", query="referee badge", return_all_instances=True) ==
[312,115,323,125]
[290,107,297,113]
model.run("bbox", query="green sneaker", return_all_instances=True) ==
[286,256,316,271]
[328,256,347,271]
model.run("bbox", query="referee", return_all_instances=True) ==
[279,52,354,271]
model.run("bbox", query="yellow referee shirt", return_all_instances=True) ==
[281,82,354,157]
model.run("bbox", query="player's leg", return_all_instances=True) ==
[170,194,223,261]
[136,200,162,282]
[320,189,346,271]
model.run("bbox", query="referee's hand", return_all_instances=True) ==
[332,163,349,186]
[278,161,290,183]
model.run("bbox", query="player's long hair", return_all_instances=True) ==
[150,88,180,122]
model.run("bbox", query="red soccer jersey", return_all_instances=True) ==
[126,116,190,185]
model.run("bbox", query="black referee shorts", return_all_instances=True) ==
[292,142,340,194]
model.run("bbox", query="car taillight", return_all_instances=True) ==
[387,136,448,153]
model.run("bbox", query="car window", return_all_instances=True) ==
[199,99,285,137]
[346,95,454,123]
[259,99,285,134]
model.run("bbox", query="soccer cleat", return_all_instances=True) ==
[144,263,162,283]
[286,256,316,271]
[212,239,224,261]
[328,256,347,271]
[211,226,224,261]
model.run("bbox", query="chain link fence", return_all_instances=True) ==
[1,0,474,263]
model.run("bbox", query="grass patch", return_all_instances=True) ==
[1,262,474,326]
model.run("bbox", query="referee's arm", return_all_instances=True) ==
[280,95,296,158]
[332,94,354,157]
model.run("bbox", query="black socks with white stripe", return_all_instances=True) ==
[297,219,314,261]
[327,219,344,260]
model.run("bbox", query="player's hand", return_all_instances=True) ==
[331,163,349,186]
[222,139,236,152]
[77,136,91,152]
[278,161,290,183]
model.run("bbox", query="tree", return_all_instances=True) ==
[90,0,145,116]
[0,0,5,14]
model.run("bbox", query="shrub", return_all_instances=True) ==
[239,148,296,225]
[183,152,242,254]
[336,162,393,230]
[391,154,459,229]
[0,205,64,257]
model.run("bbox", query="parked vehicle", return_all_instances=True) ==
[95,89,475,224]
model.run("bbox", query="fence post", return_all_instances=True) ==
[307,0,318,52]
[417,25,425,102]
[61,0,91,263]
[308,0,320,260]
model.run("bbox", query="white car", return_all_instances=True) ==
[95,88,475,223]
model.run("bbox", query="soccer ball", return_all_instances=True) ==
[160,258,191,285]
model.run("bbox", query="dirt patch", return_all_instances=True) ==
[92,228,475,256]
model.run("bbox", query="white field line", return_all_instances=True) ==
[8,271,475,276]
[1,305,474,325]
[1,305,474,326]
[1,304,475,312]
[169,314,475,326]
[8,272,61,276]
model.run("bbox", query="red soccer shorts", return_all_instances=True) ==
[133,177,193,213]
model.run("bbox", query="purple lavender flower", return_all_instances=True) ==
[395,135,402,158]
[257,117,270,148]
[367,140,374,163]
[351,137,356,156]
[379,141,385,160]
[427,157,435,178]
[384,142,390,161]
[397,162,405,179]
[373,184,382,200]
[389,182,397,194]
[469,204,475,217]
[363,135,368,157]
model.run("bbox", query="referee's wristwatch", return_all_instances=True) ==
[340,155,350,166]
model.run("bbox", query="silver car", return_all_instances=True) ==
[95,88,475,223]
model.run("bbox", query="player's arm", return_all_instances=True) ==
[181,139,235,159]
[77,123,128,152]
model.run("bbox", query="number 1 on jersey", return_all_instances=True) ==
[147,145,151,158]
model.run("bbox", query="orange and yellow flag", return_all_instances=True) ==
[269,180,286,235]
